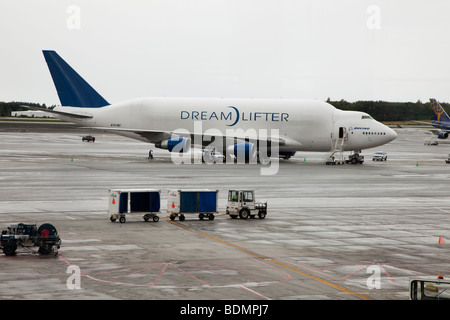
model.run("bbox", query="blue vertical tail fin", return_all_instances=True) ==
[430,98,450,122]
[43,50,109,108]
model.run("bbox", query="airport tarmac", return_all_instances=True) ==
[1,122,450,301]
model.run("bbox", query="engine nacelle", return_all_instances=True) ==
[279,151,296,159]
[155,137,190,153]
[227,142,257,161]
[437,132,449,139]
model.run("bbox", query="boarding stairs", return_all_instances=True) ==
[323,127,348,164]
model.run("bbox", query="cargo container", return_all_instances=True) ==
[167,189,219,221]
[109,189,161,223]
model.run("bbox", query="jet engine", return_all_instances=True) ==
[227,142,257,161]
[437,132,449,139]
[279,151,296,159]
[155,137,190,153]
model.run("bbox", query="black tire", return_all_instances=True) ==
[110,216,116,222]
[179,215,185,221]
[239,208,250,219]
[258,211,267,219]
[208,214,215,221]
[38,245,51,255]
[3,244,17,256]
[153,216,159,222]
[119,216,126,223]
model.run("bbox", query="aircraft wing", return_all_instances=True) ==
[88,127,172,143]
[20,105,93,119]
[410,120,433,126]
[88,126,301,148]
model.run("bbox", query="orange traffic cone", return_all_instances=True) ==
[438,236,445,244]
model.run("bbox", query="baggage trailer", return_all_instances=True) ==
[167,189,219,221]
[109,189,161,223]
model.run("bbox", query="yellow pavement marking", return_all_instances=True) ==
[166,218,372,300]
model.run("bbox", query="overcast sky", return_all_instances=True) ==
[1,0,450,106]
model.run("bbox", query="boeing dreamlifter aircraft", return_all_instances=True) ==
[26,50,397,162]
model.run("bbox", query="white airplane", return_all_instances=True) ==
[25,50,397,162]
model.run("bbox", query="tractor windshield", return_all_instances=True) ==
[228,190,239,202]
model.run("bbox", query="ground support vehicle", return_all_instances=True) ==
[324,152,364,165]
[345,153,364,164]
[372,151,387,161]
[109,189,161,223]
[0,222,61,256]
[424,139,438,145]
[167,189,218,221]
[202,150,225,163]
[82,135,95,142]
[226,190,267,219]
[325,156,336,165]
[410,276,450,300]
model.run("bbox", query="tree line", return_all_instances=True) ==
[327,99,450,122]
[0,102,56,117]
[1,100,449,122]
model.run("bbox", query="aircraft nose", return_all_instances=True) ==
[386,126,397,142]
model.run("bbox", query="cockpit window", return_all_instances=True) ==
[361,115,372,119]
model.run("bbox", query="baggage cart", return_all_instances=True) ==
[167,189,219,221]
[109,189,161,223]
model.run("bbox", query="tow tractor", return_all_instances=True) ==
[345,153,364,164]
[0,222,61,256]
[226,190,267,219]
[325,153,364,165]
[445,153,450,164]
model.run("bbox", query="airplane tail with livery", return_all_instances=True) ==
[43,50,110,108]
[411,99,450,139]
[430,98,450,123]
[427,98,450,139]
[23,50,109,119]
